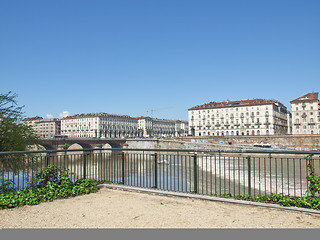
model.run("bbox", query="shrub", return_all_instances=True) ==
[0,165,98,210]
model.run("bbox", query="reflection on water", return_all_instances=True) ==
[1,151,319,198]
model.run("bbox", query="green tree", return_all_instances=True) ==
[0,91,39,152]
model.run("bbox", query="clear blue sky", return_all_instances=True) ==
[1,0,319,121]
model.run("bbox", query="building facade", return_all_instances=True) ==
[61,113,139,138]
[60,113,188,138]
[137,117,188,137]
[23,117,61,138]
[188,99,289,136]
[290,92,320,135]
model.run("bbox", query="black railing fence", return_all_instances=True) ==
[1,148,320,199]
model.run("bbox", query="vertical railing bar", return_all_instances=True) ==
[131,153,134,186]
[275,156,278,195]
[22,155,26,190]
[238,156,240,196]
[110,152,113,182]
[109,152,112,183]
[131,153,133,186]
[139,151,142,187]
[31,155,34,182]
[154,153,158,189]
[163,154,165,190]
[189,155,192,193]
[219,153,221,194]
[224,155,226,195]
[306,156,309,197]
[269,154,272,194]
[281,157,283,194]
[294,157,296,197]
[253,156,255,197]
[122,152,125,185]
[287,158,290,195]
[205,155,208,195]
[16,156,19,191]
[83,151,87,179]
[193,153,198,194]
[210,154,213,196]
[166,157,171,191]
[178,152,180,192]
[258,156,261,196]
[214,155,217,195]
[201,154,203,194]
[234,156,236,197]
[184,154,187,193]
[247,155,251,197]
[158,153,161,189]
[264,157,266,195]
[143,151,146,187]
[228,155,231,195]
[300,158,302,197]
[242,156,245,195]
[173,153,176,191]
[117,152,119,183]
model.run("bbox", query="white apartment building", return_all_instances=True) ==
[138,117,188,137]
[61,113,138,138]
[188,99,289,136]
[23,117,61,138]
[61,113,188,138]
[290,92,320,135]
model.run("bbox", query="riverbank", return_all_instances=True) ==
[1,187,320,228]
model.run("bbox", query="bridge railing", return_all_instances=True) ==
[1,148,320,200]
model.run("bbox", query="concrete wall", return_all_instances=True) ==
[178,135,320,150]
[124,139,186,150]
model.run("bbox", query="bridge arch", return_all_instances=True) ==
[67,142,93,150]
[27,144,54,151]
[102,143,112,149]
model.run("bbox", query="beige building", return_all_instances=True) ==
[188,99,289,136]
[23,117,61,138]
[290,92,320,135]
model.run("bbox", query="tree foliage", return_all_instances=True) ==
[0,91,39,152]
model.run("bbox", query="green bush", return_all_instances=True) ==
[0,165,98,210]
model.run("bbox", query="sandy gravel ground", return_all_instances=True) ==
[1,188,320,228]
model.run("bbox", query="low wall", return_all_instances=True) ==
[124,139,186,150]
[178,135,320,150]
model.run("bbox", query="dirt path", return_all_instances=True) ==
[1,188,320,228]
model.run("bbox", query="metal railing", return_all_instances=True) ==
[1,148,320,199]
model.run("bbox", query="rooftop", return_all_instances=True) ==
[188,98,281,110]
[290,92,319,104]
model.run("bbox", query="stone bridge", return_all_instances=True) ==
[39,138,127,150]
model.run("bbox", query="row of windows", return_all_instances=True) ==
[295,118,317,124]
[197,130,270,136]
[295,125,320,129]
[192,111,269,118]
[191,106,270,115]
